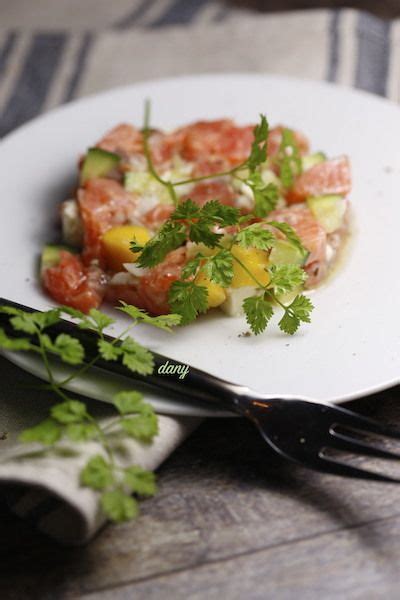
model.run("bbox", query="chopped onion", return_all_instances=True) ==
[109,272,137,286]
[123,263,150,277]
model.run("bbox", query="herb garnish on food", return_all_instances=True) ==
[131,102,314,335]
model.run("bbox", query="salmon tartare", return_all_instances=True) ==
[40,115,351,329]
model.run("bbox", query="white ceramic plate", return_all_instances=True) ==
[1,74,400,416]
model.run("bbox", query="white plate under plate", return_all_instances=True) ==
[1,73,400,417]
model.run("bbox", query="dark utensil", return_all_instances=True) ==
[1,297,400,483]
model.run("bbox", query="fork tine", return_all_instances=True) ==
[330,405,400,440]
[310,454,400,483]
[329,431,400,461]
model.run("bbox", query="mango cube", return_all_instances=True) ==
[101,225,151,272]
[230,245,270,288]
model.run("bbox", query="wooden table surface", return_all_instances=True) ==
[1,390,400,599]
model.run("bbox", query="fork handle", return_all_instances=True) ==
[0,298,249,414]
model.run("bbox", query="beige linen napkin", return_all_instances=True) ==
[0,355,198,544]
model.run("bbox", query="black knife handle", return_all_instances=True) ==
[0,298,249,413]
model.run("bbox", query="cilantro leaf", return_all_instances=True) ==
[19,418,61,445]
[135,221,186,268]
[289,294,314,322]
[200,200,240,227]
[246,114,269,172]
[181,255,203,279]
[5,309,61,334]
[245,172,279,217]
[98,339,121,361]
[0,328,32,351]
[101,490,138,522]
[267,220,308,259]
[51,400,88,424]
[278,294,314,335]
[120,337,154,375]
[172,198,200,220]
[254,114,269,144]
[9,313,39,334]
[243,295,274,335]
[113,391,146,415]
[51,333,84,365]
[278,311,300,335]
[81,455,114,490]
[117,303,181,331]
[72,308,115,335]
[189,219,222,247]
[66,423,98,442]
[235,223,276,251]
[204,249,233,287]
[268,264,307,295]
[169,281,208,325]
[121,412,158,443]
[123,466,157,497]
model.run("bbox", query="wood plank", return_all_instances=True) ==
[82,513,400,599]
[1,392,400,598]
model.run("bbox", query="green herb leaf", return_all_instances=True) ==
[181,255,203,279]
[123,466,157,497]
[247,114,269,172]
[66,422,98,442]
[204,249,233,287]
[117,303,181,331]
[101,490,138,522]
[245,172,279,217]
[81,455,114,490]
[120,337,154,375]
[51,333,84,365]
[278,310,299,335]
[289,294,314,322]
[134,221,186,268]
[172,198,201,220]
[243,295,274,335]
[121,412,158,443]
[0,327,32,351]
[278,294,314,335]
[200,200,240,227]
[9,313,38,334]
[51,400,88,424]
[235,223,276,250]
[19,418,61,445]
[75,309,115,334]
[169,281,208,325]
[98,339,121,361]
[189,219,222,247]
[268,264,307,295]
[113,391,146,415]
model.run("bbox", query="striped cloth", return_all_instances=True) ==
[0,3,397,544]
[0,6,398,139]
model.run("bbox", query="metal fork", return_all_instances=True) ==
[1,297,400,483]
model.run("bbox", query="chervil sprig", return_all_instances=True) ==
[141,102,279,217]
[131,104,314,336]
[131,199,240,268]
[0,304,180,523]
